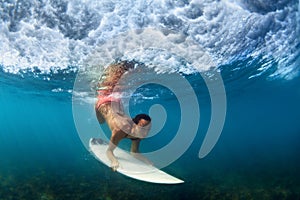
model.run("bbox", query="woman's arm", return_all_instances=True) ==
[107,129,126,171]
[130,139,153,166]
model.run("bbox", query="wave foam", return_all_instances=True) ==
[0,0,299,79]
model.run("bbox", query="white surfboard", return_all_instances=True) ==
[89,138,184,184]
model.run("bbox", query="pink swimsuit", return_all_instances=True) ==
[95,90,121,110]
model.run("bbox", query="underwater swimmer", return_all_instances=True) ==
[95,61,153,171]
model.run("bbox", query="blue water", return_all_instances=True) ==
[1,64,300,199]
[1,0,300,199]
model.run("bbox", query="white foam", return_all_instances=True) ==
[0,0,299,79]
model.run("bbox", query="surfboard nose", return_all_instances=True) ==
[90,138,105,145]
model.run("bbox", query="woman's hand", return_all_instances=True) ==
[111,159,119,171]
[131,152,153,166]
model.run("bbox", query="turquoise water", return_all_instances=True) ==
[1,65,300,199]
[1,0,300,199]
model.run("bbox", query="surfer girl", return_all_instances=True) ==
[95,61,152,171]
